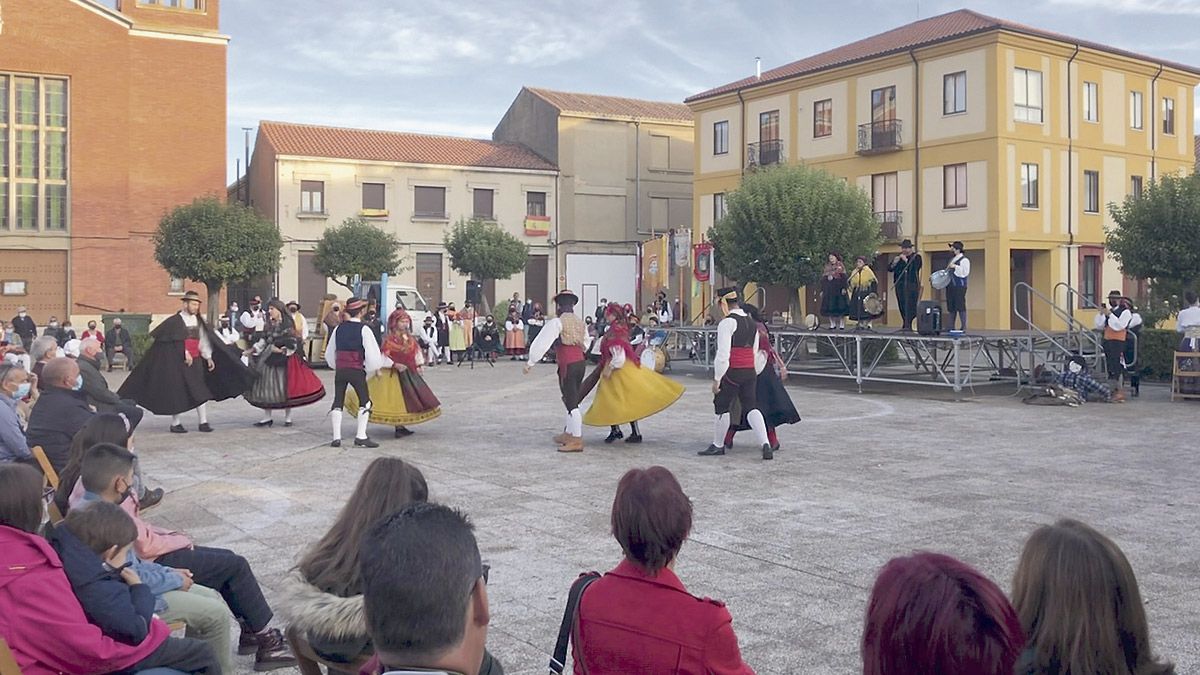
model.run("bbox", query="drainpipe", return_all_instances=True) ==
[634,120,641,236]
[1151,63,1163,182]
[737,88,747,177]
[1066,45,1079,310]
[908,49,920,250]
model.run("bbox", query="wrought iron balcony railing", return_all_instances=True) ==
[857,119,903,154]
[746,139,785,168]
[874,210,903,240]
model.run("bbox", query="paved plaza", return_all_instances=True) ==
[111,362,1199,675]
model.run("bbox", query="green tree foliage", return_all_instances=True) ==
[312,217,406,292]
[709,165,882,291]
[1107,172,1200,307]
[154,197,282,322]
[444,218,529,309]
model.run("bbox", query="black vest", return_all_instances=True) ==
[732,313,756,348]
[335,322,365,356]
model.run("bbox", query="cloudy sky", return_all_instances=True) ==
[221,0,1200,179]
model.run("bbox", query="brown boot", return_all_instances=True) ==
[552,431,571,444]
[251,627,297,671]
[557,436,584,453]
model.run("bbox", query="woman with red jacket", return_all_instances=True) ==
[571,466,755,674]
[0,462,170,675]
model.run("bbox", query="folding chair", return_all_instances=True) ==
[31,446,65,524]
[1172,351,1200,401]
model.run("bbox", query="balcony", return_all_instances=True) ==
[857,120,903,155]
[874,210,903,240]
[746,139,785,169]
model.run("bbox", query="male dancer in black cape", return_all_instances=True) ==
[118,290,254,432]
[699,287,772,460]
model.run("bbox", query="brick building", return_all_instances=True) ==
[0,0,227,325]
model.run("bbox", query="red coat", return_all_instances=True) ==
[572,560,755,674]
[0,525,168,675]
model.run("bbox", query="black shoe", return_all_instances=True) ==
[604,429,624,444]
[771,443,781,453]
[169,424,187,434]
[761,444,774,460]
[283,420,293,427]
[138,488,165,510]
[698,444,726,456]
[330,439,341,447]
[394,426,414,438]
[198,423,213,433]
[625,434,643,444]
[253,419,273,428]
[354,437,379,448]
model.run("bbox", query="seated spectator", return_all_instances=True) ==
[77,337,145,429]
[75,443,296,670]
[48,501,217,672]
[0,462,168,674]
[571,467,753,674]
[29,334,61,390]
[105,317,135,372]
[1057,355,1115,403]
[43,316,67,346]
[80,320,105,346]
[1011,519,1175,675]
[282,457,429,662]
[0,363,34,464]
[360,502,501,675]
[74,443,237,673]
[56,413,163,517]
[862,552,1024,675]
[26,356,93,473]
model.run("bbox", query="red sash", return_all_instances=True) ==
[729,346,755,369]
[556,344,584,376]
[335,351,365,370]
[184,338,201,358]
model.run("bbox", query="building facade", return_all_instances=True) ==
[247,121,559,313]
[687,9,1198,330]
[0,0,227,324]
[494,87,694,316]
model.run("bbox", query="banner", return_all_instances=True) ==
[523,215,550,236]
[693,242,713,282]
[640,235,669,292]
[672,229,691,268]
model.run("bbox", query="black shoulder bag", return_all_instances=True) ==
[548,572,601,674]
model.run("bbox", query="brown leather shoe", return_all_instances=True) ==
[252,628,297,671]
[557,436,584,453]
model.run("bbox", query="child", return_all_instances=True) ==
[49,501,220,673]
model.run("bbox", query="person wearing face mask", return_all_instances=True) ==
[0,363,35,464]
[29,335,61,391]
[25,357,95,473]
[10,306,37,347]
[239,296,266,342]
[44,315,68,346]
[76,338,144,431]
[105,317,135,372]
[81,320,106,347]
[1093,290,1132,402]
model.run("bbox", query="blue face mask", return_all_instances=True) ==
[72,374,84,391]
[11,382,30,399]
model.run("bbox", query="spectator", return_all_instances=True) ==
[571,467,753,674]
[29,334,61,388]
[43,315,67,346]
[76,444,297,670]
[105,317,135,372]
[55,413,162,517]
[862,552,1024,675]
[74,443,237,673]
[61,320,78,344]
[0,462,168,675]
[1011,519,1175,675]
[1,320,16,346]
[47,501,218,672]
[11,306,37,347]
[77,338,145,428]
[80,320,105,346]
[25,356,93,473]
[360,502,501,675]
[0,363,33,464]
[1057,355,1116,403]
[282,457,429,662]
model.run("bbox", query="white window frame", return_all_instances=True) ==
[1021,163,1039,209]
[713,120,729,155]
[1162,97,1175,135]
[943,164,968,209]
[1083,82,1098,123]
[943,71,966,115]
[1084,170,1100,214]
[1013,68,1043,123]
[713,193,727,221]
[1130,91,1143,130]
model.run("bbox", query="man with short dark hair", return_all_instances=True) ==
[1093,290,1132,402]
[360,503,497,675]
[43,316,68,346]
[26,357,92,473]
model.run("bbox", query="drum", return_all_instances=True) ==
[863,293,884,317]
[653,347,669,373]
[930,269,952,290]
[804,313,819,331]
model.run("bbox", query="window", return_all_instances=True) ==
[1,74,68,232]
[1131,175,1143,198]
[813,99,833,137]
[1021,163,1039,208]
[361,182,385,212]
[1162,97,1175,135]
[759,110,779,141]
[871,172,898,214]
[414,186,446,218]
[943,72,967,115]
[1080,252,1101,307]
[472,188,494,219]
[871,86,897,121]
[713,120,729,155]
[139,0,205,9]
[168,277,185,294]
[1083,82,1098,123]
[943,164,967,209]
[1013,68,1043,123]
[526,191,546,217]
[1084,170,1100,213]
[1130,91,1143,130]
[713,193,727,221]
[299,180,324,214]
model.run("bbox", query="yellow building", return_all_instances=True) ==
[686,9,1199,330]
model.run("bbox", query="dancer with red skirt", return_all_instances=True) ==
[246,299,326,427]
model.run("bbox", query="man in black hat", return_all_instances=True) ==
[118,290,254,432]
[324,297,386,447]
[700,287,773,460]
[1093,290,1132,401]
[525,288,589,452]
[888,239,923,332]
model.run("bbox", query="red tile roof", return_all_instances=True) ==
[687,8,1200,103]
[525,87,693,123]
[257,121,557,171]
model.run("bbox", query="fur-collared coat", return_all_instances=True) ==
[278,570,370,663]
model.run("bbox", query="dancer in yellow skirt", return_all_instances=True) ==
[583,303,684,443]
[345,308,441,438]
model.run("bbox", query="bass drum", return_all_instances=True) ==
[930,269,952,290]
[641,346,669,373]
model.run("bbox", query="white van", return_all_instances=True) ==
[386,284,432,328]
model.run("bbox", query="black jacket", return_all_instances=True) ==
[78,355,122,409]
[10,315,37,344]
[46,523,156,646]
[105,326,133,351]
[25,387,94,474]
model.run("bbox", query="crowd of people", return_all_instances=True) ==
[0,453,1180,675]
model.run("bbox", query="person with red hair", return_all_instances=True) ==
[862,552,1024,675]
[346,308,441,439]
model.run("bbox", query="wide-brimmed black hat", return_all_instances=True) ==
[181,290,202,304]
[900,239,914,248]
[553,288,579,304]
[716,286,740,302]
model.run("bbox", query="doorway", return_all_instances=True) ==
[415,253,442,309]
[1011,250,1033,329]
[525,255,549,309]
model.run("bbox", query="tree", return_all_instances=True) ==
[312,217,406,293]
[154,197,282,324]
[444,217,529,310]
[1107,172,1200,300]
[709,164,881,308]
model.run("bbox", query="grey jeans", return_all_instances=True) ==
[160,583,235,674]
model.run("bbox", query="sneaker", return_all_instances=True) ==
[138,488,165,511]
[353,437,379,448]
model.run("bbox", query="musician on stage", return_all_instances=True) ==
[945,241,971,331]
[699,287,772,460]
[888,239,922,332]
[1093,290,1132,402]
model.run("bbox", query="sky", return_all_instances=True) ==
[220,0,1200,181]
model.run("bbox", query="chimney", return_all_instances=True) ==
[756,57,762,80]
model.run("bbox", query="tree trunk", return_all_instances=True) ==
[204,283,222,326]
[334,277,355,294]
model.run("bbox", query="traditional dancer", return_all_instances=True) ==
[435,302,451,364]
[419,315,440,366]
[582,303,684,444]
[525,289,589,453]
[505,310,526,360]
[723,303,800,452]
[345,308,440,438]
[699,287,772,460]
[118,290,253,433]
[448,304,468,364]
[245,299,326,427]
[324,298,385,448]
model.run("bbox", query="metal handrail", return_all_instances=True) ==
[1053,281,1138,368]
[1012,281,1104,366]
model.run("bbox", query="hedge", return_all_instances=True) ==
[1133,328,1186,382]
